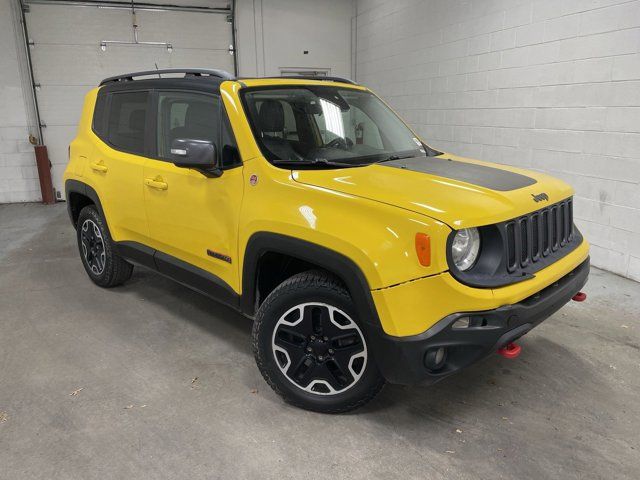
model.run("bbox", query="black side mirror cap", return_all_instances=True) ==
[170,139,223,177]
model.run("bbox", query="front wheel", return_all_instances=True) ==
[252,270,384,413]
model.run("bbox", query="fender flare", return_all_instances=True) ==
[240,232,382,330]
[64,179,105,227]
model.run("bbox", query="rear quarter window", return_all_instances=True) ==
[106,91,149,155]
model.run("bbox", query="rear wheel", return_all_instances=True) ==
[76,205,133,287]
[252,270,384,413]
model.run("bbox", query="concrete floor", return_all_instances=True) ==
[0,202,638,480]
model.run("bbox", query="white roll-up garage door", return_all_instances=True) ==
[24,1,234,199]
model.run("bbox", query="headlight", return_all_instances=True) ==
[451,228,480,271]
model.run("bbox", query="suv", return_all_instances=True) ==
[64,69,589,413]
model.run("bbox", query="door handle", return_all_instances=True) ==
[90,161,108,173]
[144,177,168,190]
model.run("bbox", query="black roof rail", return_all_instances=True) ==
[267,75,358,85]
[99,68,235,86]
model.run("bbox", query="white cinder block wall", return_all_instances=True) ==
[356,0,640,281]
[0,0,38,203]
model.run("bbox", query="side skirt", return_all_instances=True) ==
[116,241,240,311]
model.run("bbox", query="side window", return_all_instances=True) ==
[156,91,220,160]
[106,91,149,155]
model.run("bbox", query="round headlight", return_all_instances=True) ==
[451,228,480,271]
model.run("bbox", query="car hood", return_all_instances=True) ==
[291,154,574,228]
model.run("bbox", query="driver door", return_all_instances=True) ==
[143,90,244,294]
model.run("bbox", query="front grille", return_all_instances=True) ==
[448,195,582,288]
[505,198,573,273]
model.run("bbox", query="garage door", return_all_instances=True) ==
[24,1,234,200]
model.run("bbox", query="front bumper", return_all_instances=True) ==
[367,257,590,385]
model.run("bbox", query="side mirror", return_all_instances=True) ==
[170,139,222,177]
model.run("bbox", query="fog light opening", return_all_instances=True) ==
[424,347,447,371]
[452,316,470,329]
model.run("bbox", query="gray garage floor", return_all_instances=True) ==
[0,202,638,480]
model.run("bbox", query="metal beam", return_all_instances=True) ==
[15,0,43,144]
[23,0,231,14]
[231,0,237,76]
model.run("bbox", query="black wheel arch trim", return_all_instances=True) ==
[241,232,382,330]
[65,179,106,228]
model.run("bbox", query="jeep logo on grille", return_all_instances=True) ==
[531,192,549,203]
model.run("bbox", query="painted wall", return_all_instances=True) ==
[356,0,640,281]
[0,0,39,203]
[236,0,355,77]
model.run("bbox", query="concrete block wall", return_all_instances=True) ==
[0,0,38,203]
[356,0,640,281]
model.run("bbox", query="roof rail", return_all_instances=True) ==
[99,68,235,86]
[273,75,358,85]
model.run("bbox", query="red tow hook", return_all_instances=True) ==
[572,291,587,302]
[497,342,522,359]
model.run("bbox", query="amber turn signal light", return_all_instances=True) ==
[415,233,431,267]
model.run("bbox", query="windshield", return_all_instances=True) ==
[242,86,431,168]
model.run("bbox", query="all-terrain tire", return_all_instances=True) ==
[76,205,133,288]
[252,270,385,413]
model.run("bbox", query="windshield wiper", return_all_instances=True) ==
[375,153,417,164]
[271,158,361,168]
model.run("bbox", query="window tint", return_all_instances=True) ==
[107,91,149,155]
[157,92,220,160]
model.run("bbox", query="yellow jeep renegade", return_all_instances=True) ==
[64,69,590,412]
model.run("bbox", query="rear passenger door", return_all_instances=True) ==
[142,90,244,295]
[90,89,150,244]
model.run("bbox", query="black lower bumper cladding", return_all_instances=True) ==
[368,257,590,385]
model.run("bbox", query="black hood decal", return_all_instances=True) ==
[382,156,537,191]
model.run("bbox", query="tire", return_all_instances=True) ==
[252,270,385,413]
[76,205,133,288]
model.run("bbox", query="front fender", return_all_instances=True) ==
[238,158,452,292]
